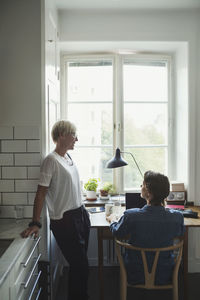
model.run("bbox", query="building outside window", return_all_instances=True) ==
[61,54,170,192]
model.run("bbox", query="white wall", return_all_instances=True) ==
[0,0,42,126]
[59,9,199,42]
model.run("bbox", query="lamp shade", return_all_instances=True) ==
[106,148,128,168]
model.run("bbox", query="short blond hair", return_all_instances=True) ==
[51,120,76,142]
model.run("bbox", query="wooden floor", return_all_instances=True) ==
[56,266,200,300]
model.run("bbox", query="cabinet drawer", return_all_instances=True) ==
[10,237,42,300]
[13,237,41,281]
[18,267,42,300]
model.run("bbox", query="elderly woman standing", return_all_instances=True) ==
[21,120,90,300]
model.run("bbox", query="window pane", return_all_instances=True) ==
[124,103,168,145]
[69,147,113,185]
[124,147,167,189]
[68,103,113,146]
[123,61,167,102]
[67,60,113,102]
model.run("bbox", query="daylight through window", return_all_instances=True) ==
[63,55,170,191]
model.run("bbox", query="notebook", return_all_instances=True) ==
[125,193,147,210]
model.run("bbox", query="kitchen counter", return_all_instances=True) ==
[0,219,31,287]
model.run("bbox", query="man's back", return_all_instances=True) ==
[110,205,185,285]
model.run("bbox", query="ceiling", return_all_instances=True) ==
[55,0,200,10]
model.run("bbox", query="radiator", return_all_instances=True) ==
[105,239,118,264]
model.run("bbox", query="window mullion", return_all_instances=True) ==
[167,57,173,179]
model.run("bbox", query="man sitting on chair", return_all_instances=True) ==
[107,170,185,285]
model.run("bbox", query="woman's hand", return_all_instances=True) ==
[21,226,39,239]
[106,213,118,223]
[20,185,47,239]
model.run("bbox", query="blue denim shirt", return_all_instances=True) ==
[110,205,185,285]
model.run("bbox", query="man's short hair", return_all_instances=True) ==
[51,120,76,143]
[144,170,170,205]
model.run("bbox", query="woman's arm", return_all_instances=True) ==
[21,185,48,239]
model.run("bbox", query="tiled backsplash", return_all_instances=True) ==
[0,126,41,218]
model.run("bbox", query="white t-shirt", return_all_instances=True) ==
[39,151,83,220]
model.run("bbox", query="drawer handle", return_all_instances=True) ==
[27,270,42,300]
[35,287,42,300]
[22,236,41,267]
[22,253,41,289]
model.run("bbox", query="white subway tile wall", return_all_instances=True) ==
[2,193,27,205]
[28,167,40,179]
[28,193,36,205]
[27,140,40,152]
[15,153,41,166]
[14,126,40,139]
[0,180,14,192]
[0,126,13,139]
[0,125,41,218]
[15,180,38,192]
[2,167,27,179]
[0,206,16,218]
[0,154,14,165]
[2,140,26,152]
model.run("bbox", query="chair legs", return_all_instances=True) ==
[120,270,127,300]
[172,280,178,300]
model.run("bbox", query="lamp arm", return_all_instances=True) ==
[121,151,143,178]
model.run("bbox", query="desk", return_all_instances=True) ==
[90,206,200,300]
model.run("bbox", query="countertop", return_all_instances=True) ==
[0,219,31,287]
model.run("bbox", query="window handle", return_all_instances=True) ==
[118,123,121,132]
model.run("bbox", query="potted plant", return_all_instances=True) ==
[100,182,114,199]
[84,178,99,201]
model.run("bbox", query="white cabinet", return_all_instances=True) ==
[8,236,42,300]
[0,272,10,300]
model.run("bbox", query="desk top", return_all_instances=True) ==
[90,206,200,228]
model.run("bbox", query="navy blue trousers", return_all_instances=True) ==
[50,206,90,300]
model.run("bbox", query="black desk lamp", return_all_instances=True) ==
[106,147,143,178]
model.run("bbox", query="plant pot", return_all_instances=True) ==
[100,190,108,197]
[86,190,97,201]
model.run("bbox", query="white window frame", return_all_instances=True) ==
[61,53,172,192]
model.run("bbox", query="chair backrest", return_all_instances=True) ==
[115,237,184,289]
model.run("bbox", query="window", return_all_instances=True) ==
[62,55,170,191]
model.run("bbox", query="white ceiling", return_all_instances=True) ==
[55,0,200,10]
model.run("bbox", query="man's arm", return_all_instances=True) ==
[109,213,130,239]
[21,185,48,238]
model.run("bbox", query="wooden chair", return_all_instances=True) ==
[115,237,184,300]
